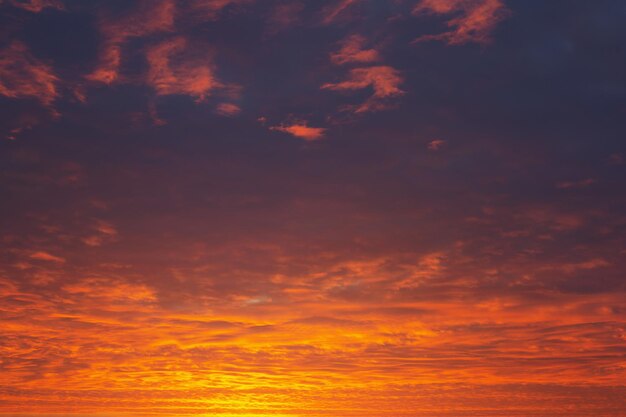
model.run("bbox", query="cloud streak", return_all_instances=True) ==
[330,34,380,65]
[270,121,326,140]
[413,0,509,45]
[322,65,404,112]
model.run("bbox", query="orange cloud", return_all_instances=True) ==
[330,34,380,65]
[270,122,326,140]
[62,278,156,303]
[86,0,176,84]
[146,37,218,101]
[322,65,404,112]
[413,0,509,45]
[29,251,66,263]
[82,220,118,247]
[0,41,58,106]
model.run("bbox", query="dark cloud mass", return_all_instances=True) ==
[1,0,625,416]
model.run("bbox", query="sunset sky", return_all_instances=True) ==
[1,0,626,416]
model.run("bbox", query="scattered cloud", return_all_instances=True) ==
[413,0,509,45]
[322,65,404,112]
[29,251,66,263]
[146,37,218,101]
[320,0,360,25]
[86,0,176,84]
[189,0,252,20]
[216,102,241,116]
[270,121,326,140]
[428,139,446,150]
[0,41,59,106]
[7,0,64,12]
[330,34,380,65]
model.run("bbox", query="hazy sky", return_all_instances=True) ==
[1,0,625,416]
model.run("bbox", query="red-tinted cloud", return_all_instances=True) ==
[146,37,219,101]
[428,139,446,150]
[322,65,404,112]
[0,41,58,106]
[330,34,380,65]
[189,0,252,20]
[86,0,176,84]
[270,121,326,140]
[556,178,596,189]
[29,251,65,263]
[320,0,360,25]
[413,0,509,45]
[215,102,242,116]
[8,0,63,12]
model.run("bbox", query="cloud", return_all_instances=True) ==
[189,0,252,20]
[428,139,446,150]
[556,178,596,189]
[320,0,360,25]
[216,103,241,116]
[330,34,380,65]
[0,41,59,106]
[29,251,66,263]
[322,65,404,112]
[86,0,176,84]
[270,122,326,140]
[82,220,118,247]
[145,37,218,101]
[62,278,156,303]
[84,44,121,85]
[413,0,509,45]
[8,0,64,12]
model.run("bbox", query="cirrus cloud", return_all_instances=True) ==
[413,0,509,45]
[0,41,59,106]
[322,65,404,113]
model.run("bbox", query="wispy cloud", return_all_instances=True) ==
[86,0,176,84]
[0,41,58,106]
[7,0,64,12]
[322,65,404,112]
[320,0,360,25]
[428,139,446,150]
[413,0,509,45]
[189,0,252,20]
[29,251,66,263]
[146,37,218,101]
[330,34,380,65]
[556,178,595,189]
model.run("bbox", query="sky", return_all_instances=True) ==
[1,0,625,416]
